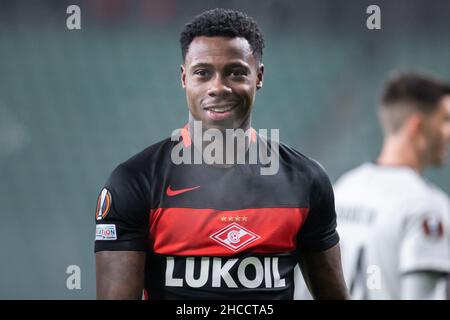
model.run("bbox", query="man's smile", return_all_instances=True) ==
[203,103,238,120]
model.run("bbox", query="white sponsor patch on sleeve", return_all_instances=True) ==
[95,224,117,240]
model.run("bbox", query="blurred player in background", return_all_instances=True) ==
[335,72,450,299]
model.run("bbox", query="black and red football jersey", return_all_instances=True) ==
[94,129,339,299]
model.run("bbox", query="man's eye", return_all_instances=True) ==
[231,70,247,77]
[194,70,208,76]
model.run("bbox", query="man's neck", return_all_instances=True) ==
[377,136,424,173]
[187,117,253,167]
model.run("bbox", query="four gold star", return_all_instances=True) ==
[220,216,248,222]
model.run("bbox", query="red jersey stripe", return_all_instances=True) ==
[149,207,309,256]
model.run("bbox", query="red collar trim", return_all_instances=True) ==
[180,125,257,148]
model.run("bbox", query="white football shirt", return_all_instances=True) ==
[334,163,450,299]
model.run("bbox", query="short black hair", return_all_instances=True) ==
[379,72,450,133]
[180,8,265,62]
[381,72,450,114]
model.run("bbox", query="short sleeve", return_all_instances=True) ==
[399,210,450,274]
[94,164,150,252]
[297,161,340,252]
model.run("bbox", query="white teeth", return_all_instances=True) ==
[208,105,235,113]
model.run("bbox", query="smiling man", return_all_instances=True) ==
[95,8,348,300]
[182,36,260,131]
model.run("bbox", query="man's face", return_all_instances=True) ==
[424,95,450,166]
[181,36,263,130]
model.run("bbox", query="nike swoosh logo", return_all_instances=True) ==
[166,185,200,196]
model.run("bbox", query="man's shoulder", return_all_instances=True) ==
[334,163,444,211]
[104,137,174,188]
[119,137,174,172]
[425,181,450,208]
[425,179,449,198]
[334,163,372,189]
[335,163,423,189]
[278,142,331,183]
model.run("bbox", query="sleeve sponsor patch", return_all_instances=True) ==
[95,224,117,240]
[422,216,444,239]
[95,188,112,221]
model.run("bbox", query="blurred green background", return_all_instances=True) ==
[0,0,449,299]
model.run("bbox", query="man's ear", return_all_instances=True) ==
[181,64,186,88]
[407,112,427,144]
[406,113,422,134]
[256,63,264,90]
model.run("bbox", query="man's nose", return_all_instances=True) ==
[207,74,232,97]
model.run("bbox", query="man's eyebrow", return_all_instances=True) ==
[190,62,213,70]
[226,62,251,70]
[189,61,251,71]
